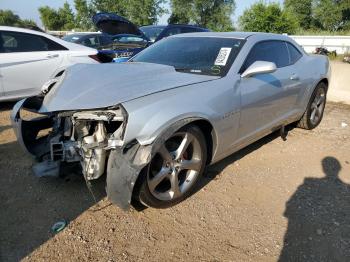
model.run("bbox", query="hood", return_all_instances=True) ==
[92,12,143,36]
[39,63,219,112]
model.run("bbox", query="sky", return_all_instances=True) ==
[0,0,283,28]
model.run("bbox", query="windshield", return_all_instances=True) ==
[140,26,165,42]
[132,37,245,76]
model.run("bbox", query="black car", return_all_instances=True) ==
[140,24,210,42]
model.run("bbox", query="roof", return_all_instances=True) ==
[140,24,205,28]
[65,32,102,37]
[171,31,290,40]
[0,26,47,36]
[140,25,167,28]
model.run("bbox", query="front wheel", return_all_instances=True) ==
[297,82,327,130]
[136,125,207,208]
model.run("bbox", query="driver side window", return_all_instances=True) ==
[240,40,289,73]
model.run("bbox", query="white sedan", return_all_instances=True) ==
[0,26,100,101]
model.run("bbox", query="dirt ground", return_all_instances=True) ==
[0,101,350,262]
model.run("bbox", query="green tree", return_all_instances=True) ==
[239,2,298,34]
[284,0,312,29]
[38,6,64,30]
[92,0,128,17]
[194,0,235,31]
[58,2,76,30]
[126,0,166,25]
[313,0,350,31]
[92,0,166,25]
[0,9,39,29]
[168,0,235,31]
[0,9,22,26]
[168,0,193,24]
[39,2,77,31]
[74,0,95,30]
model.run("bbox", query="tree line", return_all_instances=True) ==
[0,0,349,34]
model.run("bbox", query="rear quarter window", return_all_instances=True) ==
[286,42,302,64]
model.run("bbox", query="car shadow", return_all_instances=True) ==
[278,156,350,261]
[195,125,293,194]
[0,139,107,261]
[0,101,16,111]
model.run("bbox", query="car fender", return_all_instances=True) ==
[295,54,330,114]
[106,116,213,210]
[121,87,221,148]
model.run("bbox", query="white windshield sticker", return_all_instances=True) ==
[215,47,232,66]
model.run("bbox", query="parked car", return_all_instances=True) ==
[104,34,151,63]
[90,12,151,62]
[12,32,330,210]
[0,26,100,102]
[140,24,210,42]
[66,13,209,62]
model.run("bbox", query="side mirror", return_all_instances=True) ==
[241,61,277,78]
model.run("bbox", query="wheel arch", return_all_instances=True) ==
[188,119,216,165]
[129,117,216,208]
[319,78,329,92]
[137,116,218,164]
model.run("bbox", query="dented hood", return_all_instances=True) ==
[39,63,219,112]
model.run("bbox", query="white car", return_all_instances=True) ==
[0,26,100,101]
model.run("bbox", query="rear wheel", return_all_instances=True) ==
[137,125,207,208]
[297,82,327,130]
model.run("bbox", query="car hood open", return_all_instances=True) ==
[92,12,143,36]
[39,63,219,113]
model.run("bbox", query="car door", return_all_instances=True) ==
[0,30,65,99]
[237,40,300,143]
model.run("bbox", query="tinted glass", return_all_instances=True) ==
[81,36,100,48]
[180,27,201,33]
[140,26,165,42]
[62,34,83,43]
[242,41,289,72]
[115,36,146,43]
[163,27,182,37]
[286,42,302,64]
[44,37,68,51]
[99,35,113,46]
[132,37,245,76]
[0,31,67,53]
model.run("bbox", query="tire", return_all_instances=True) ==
[136,125,207,208]
[297,82,327,130]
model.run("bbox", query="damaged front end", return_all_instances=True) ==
[11,96,143,209]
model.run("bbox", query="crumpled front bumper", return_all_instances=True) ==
[10,98,192,211]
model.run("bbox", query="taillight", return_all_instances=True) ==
[89,54,101,63]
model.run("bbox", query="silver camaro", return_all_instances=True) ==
[11,32,330,210]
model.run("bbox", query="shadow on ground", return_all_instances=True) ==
[0,120,295,261]
[0,139,107,261]
[197,125,292,194]
[278,156,350,261]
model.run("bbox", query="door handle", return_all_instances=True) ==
[46,54,59,59]
[290,74,300,81]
